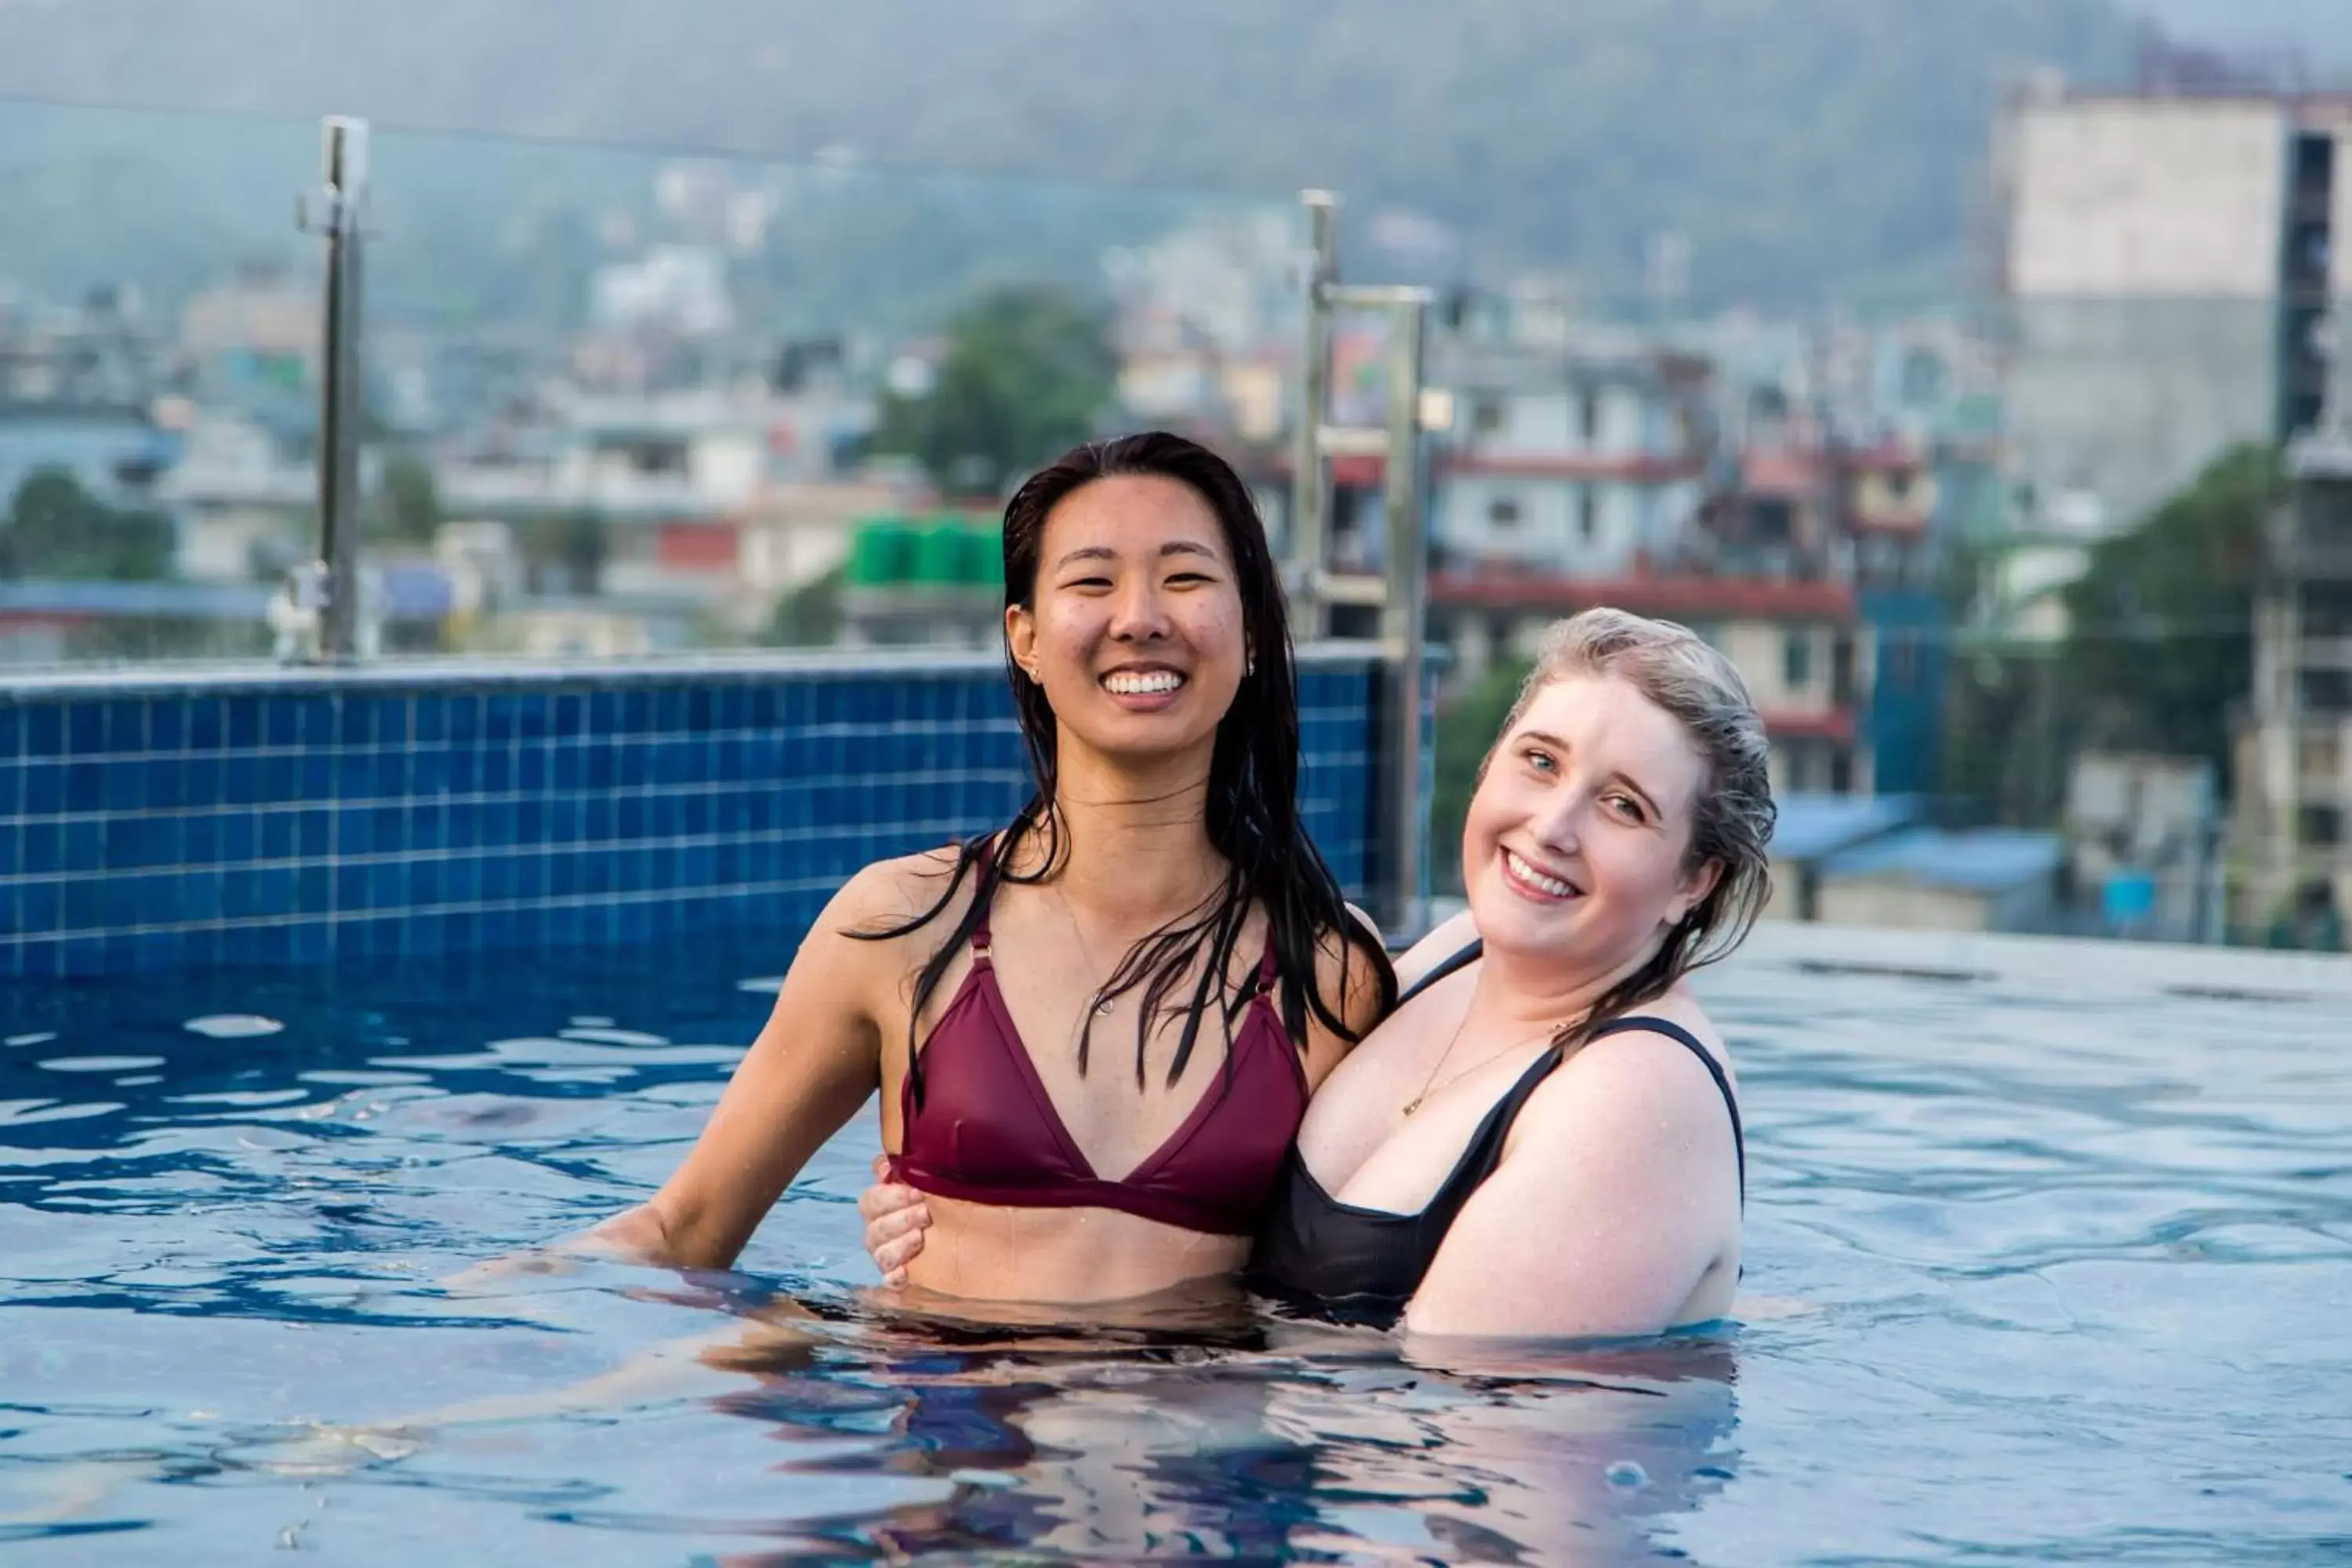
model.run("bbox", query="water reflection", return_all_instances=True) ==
[26,935,2345,1560]
[681,1298,1740,1564]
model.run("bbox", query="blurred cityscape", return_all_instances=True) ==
[2,13,2350,953]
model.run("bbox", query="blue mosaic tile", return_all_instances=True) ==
[132,929,187,971]
[24,706,63,758]
[290,920,331,964]
[22,761,61,816]
[264,697,298,748]
[446,694,482,743]
[61,818,100,876]
[296,695,336,747]
[2,656,1399,973]
[224,695,262,750]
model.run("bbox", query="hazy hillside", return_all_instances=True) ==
[2118,0,2348,67]
[0,0,2165,320]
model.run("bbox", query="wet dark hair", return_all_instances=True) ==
[858,431,1396,1094]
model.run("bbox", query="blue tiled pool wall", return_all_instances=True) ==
[0,659,1381,978]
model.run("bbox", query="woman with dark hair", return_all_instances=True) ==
[579,431,1395,1305]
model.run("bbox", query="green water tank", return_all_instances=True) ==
[848,517,916,587]
[912,522,968,587]
[964,525,1004,591]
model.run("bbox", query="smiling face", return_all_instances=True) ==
[1004,473,1248,765]
[1462,670,1723,976]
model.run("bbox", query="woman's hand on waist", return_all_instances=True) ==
[860,1153,933,1287]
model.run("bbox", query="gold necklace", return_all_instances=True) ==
[1402,1011,1566,1116]
[1049,853,1224,1023]
[1053,883,1120,1018]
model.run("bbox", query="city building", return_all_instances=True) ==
[1760,793,1926,922]
[1431,569,1870,797]
[1418,312,1950,799]
[1993,83,2352,553]
[1813,826,2067,935]
[158,410,318,583]
[2066,750,2223,942]
[0,290,180,517]
[2235,430,2352,942]
[1428,332,1711,580]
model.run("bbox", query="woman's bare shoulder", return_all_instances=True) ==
[828,842,987,943]
[1534,993,1738,1138]
[1599,989,1734,1075]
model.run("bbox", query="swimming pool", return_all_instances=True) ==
[3,924,2347,1564]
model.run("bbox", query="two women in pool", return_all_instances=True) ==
[584,431,1772,1338]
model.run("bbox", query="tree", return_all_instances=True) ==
[766,564,844,647]
[1941,646,2072,826]
[2,467,175,580]
[517,510,608,597]
[1428,658,1533,896]
[2056,444,2276,779]
[372,448,444,546]
[874,284,1116,500]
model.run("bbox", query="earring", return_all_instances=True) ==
[1245,653,1257,677]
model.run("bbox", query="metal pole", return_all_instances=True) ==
[310,117,370,662]
[1290,191,1338,640]
[1377,294,1432,940]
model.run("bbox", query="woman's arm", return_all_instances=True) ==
[1401,1027,1740,1340]
[586,858,924,1271]
[1304,906,1396,1084]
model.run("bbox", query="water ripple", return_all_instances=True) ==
[0,937,2344,1564]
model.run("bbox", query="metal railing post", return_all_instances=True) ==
[1289,191,1339,639]
[1377,292,1431,942]
[1286,185,1439,939]
[298,116,371,662]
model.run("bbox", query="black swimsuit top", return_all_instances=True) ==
[1244,939,1745,1328]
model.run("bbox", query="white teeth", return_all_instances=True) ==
[1504,850,1576,898]
[1103,670,1184,695]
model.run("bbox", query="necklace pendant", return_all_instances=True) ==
[1401,1095,1422,1117]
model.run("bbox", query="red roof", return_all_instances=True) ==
[1741,448,1824,497]
[1279,451,1703,488]
[1431,569,1857,621]
[655,519,742,572]
[1838,439,1926,476]
[1439,452,1704,484]
[1759,709,1857,743]
[1848,510,1931,536]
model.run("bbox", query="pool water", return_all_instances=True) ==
[2,931,2347,1564]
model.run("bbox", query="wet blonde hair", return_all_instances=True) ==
[1481,608,1777,1045]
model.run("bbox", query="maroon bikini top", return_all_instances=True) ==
[886,855,1308,1238]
